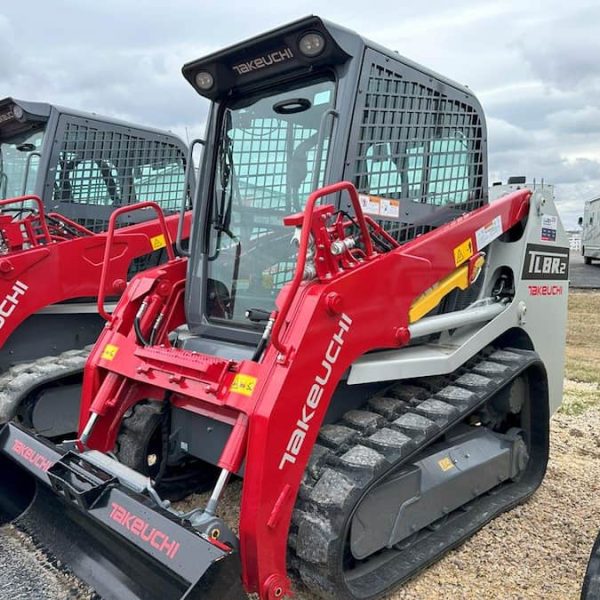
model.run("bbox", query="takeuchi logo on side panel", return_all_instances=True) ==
[521,243,569,281]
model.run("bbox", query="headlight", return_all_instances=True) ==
[195,71,214,91]
[298,32,326,57]
[12,104,24,120]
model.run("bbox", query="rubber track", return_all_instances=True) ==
[290,347,540,600]
[582,530,600,600]
[0,347,92,423]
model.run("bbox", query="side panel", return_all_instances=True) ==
[348,185,568,414]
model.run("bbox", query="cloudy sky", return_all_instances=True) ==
[1,0,598,228]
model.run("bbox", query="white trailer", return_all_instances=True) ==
[580,196,600,264]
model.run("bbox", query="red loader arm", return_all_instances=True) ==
[0,196,191,349]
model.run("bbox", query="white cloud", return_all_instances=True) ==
[0,1,597,229]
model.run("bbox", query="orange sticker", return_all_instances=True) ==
[453,238,474,266]
[438,456,455,472]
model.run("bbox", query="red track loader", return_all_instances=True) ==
[0,98,193,436]
[0,17,568,600]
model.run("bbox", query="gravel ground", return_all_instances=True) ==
[390,396,600,600]
[0,525,91,600]
[1,292,599,599]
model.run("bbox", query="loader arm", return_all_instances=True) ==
[238,183,531,595]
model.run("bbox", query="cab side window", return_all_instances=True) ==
[55,154,120,206]
[428,137,469,205]
[133,158,185,211]
[363,136,469,205]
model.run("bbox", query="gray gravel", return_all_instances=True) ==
[0,525,92,600]
[388,399,600,600]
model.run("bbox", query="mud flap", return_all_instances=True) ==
[0,423,245,600]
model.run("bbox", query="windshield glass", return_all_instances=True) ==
[0,127,45,200]
[206,77,336,324]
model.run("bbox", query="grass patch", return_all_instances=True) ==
[565,290,600,386]
[560,380,599,416]
[559,290,600,414]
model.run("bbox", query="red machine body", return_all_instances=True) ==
[0,195,192,349]
[78,182,530,598]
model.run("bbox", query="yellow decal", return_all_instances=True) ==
[438,456,455,472]
[101,343,119,361]
[409,265,470,324]
[230,373,257,397]
[453,238,474,267]
[150,234,167,251]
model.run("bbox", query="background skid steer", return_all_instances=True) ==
[0,98,193,437]
[0,16,568,600]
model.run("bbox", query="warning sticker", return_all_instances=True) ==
[453,238,474,266]
[380,198,400,218]
[101,344,119,361]
[541,214,558,242]
[358,194,380,216]
[150,234,167,251]
[230,373,257,397]
[438,457,455,472]
[475,215,503,251]
[358,194,400,219]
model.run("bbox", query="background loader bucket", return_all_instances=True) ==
[0,423,245,600]
[0,452,36,523]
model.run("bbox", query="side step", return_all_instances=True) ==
[0,423,245,600]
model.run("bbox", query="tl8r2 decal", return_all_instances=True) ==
[521,244,569,281]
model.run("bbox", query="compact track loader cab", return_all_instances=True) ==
[0,16,568,600]
[0,98,193,435]
[0,97,188,229]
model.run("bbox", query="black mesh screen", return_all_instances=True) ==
[53,121,186,232]
[350,59,486,243]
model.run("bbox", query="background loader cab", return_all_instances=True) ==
[0,97,187,231]
[0,99,193,433]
